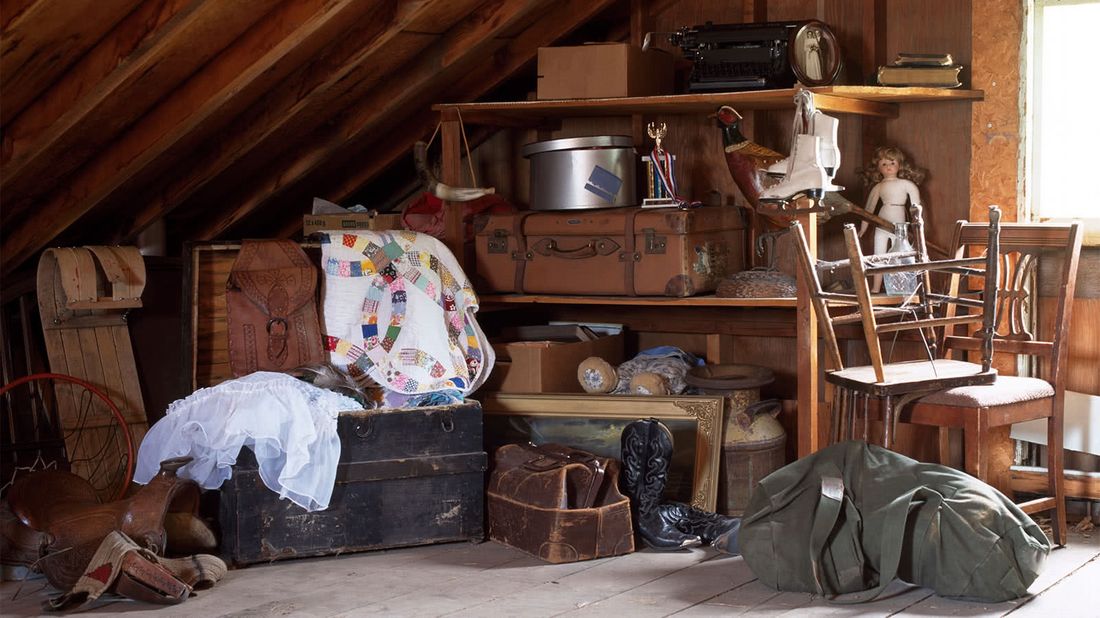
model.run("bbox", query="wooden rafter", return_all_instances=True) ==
[0,0,422,277]
[0,0,143,126]
[318,0,623,212]
[1,0,280,209]
[193,0,555,241]
[114,0,451,245]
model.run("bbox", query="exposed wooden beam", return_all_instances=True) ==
[0,0,143,125]
[117,0,446,245]
[195,0,555,241]
[0,1,431,277]
[29,0,396,240]
[318,0,621,210]
[2,0,190,218]
[2,0,279,210]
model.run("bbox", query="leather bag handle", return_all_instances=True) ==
[532,237,621,259]
[521,444,607,509]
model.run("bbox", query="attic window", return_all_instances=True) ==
[1028,0,1100,234]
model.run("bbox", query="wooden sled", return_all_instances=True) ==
[36,246,149,499]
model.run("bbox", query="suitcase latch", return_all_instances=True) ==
[488,229,509,254]
[643,228,667,254]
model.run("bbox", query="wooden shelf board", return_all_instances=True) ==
[480,293,797,308]
[479,292,909,309]
[434,86,984,123]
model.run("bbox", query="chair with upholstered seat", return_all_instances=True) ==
[897,219,1083,546]
[791,205,1003,446]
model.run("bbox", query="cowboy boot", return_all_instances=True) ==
[759,134,842,204]
[766,111,841,179]
[658,502,742,555]
[620,419,702,551]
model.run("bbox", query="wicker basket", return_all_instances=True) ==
[716,268,796,298]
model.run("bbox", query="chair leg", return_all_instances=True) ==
[937,427,951,467]
[1048,415,1067,547]
[963,412,984,480]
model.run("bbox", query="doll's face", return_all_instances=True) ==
[877,157,899,178]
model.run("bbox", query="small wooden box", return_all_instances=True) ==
[184,242,487,564]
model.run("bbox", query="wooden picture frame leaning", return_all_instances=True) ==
[480,393,723,512]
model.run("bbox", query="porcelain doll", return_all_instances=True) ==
[858,146,926,291]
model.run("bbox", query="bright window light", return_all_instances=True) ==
[1031,1,1100,220]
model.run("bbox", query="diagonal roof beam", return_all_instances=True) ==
[194,0,555,241]
[0,0,143,126]
[0,0,423,277]
[1,0,281,208]
[318,0,622,210]
[115,0,453,244]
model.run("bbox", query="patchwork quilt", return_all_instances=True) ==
[320,230,493,396]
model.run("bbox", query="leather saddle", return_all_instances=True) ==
[6,457,202,591]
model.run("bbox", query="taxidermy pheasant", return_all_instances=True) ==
[714,106,784,211]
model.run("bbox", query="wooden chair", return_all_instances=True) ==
[791,205,1003,446]
[896,219,1083,546]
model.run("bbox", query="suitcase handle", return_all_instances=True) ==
[533,238,620,259]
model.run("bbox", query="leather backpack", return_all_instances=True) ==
[487,443,634,563]
[226,239,324,377]
[740,440,1050,603]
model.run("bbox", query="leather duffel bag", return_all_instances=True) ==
[226,239,325,377]
[488,443,634,563]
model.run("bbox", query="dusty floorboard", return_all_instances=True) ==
[1,529,1096,617]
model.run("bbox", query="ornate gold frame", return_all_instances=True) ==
[479,393,723,511]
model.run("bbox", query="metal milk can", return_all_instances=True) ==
[685,364,787,516]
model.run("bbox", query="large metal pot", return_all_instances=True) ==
[521,135,637,210]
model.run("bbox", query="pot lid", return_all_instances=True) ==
[521,135,634,157]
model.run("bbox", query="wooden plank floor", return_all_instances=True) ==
[2,529,1096,617]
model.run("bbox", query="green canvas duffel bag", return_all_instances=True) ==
[740,441,1050,602]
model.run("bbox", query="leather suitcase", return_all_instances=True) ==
[217,402,486,565]
[474,206,745,296]
[487,443,634,563]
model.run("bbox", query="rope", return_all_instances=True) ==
[425,109,479,187]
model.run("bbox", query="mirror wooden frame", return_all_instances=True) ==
[480,393,723,511]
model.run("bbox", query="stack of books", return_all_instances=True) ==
[876,52,963,88]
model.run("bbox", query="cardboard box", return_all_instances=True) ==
[537,43,674,100]
[303,212,403,237]
[486,326,624,393]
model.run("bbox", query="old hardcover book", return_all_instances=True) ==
[892,52,954,67]
[876,65,962,88]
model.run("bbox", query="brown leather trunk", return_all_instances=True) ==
[474,206,745,296]
[225,239,325,376]
[487,443,634,563]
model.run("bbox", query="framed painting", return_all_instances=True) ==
[480,393,723,511]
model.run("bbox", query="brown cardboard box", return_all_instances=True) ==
[537,43,674,100]
[486,327,624,393]
[303,212,404,237]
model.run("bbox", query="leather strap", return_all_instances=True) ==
[622,208,642,296]
[113,551,190,605]
[512,212,538,293]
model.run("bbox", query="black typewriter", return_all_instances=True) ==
[668,21,814,92]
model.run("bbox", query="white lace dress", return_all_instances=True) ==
[134,372,362,511]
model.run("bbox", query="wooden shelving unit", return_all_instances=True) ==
[433,87,984,123]
[437,86,985,457]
